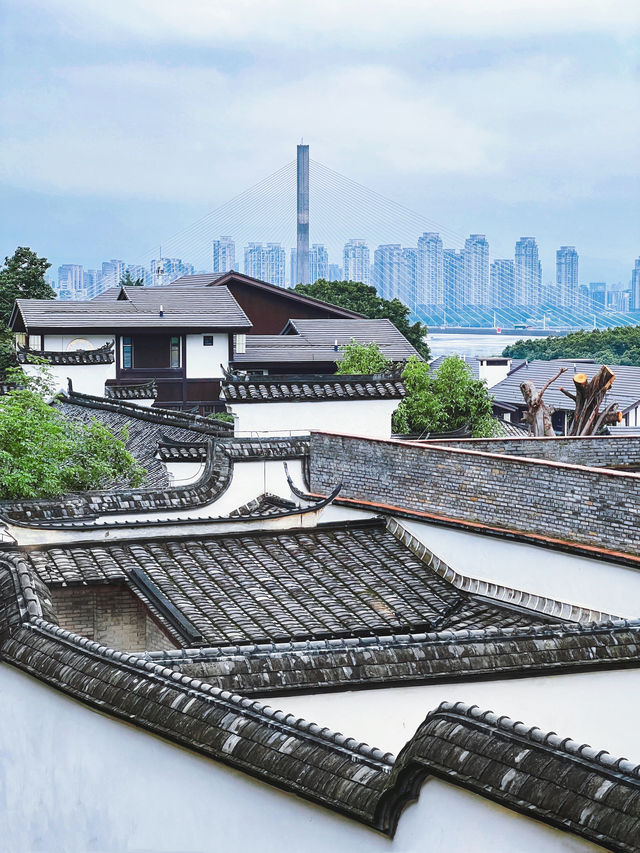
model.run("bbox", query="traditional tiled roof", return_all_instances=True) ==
[228,493,299,518]
[149,616,640,695]
[105,380,158,400]
[9,285,251,332]
[1,548,638,847]
[20,522,561,647]
[17,341,115,365]
[233,319,420,365]
[223,374,405,403]
[492,359,640,414]
[157,435,310,463]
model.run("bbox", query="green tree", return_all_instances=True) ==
[335,339,392,374]
[120,270,144,287]
[393,355,499,437]
[502,326,640,367]
[0,368,145,499]
[293,279,430,360]
[0,247,55,327]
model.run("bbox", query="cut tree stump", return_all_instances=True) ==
[520,367,568,436]
[559,365,621,436]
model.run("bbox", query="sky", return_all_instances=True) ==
[1,0,639,285]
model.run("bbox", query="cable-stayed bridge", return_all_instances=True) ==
[121,149,634,334]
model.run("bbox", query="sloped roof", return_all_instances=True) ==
[491,359,640,413]
[170,271,363,318]
[10,285,251,331]
[22,521,561,647]
[223,374,406,403]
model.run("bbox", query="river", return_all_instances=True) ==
[427,332,536,359]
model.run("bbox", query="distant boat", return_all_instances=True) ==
[496,327,502,334]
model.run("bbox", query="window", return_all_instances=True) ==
[234,333,246,354]
[122,336,133,369]
[203,335,214,347]
[170,336,180,368]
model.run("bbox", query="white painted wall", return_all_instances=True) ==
[186,333,230,379]
[478,358,512,387]
[228,399,399,439]
[399,519,640,618]
[0,664,601,853]
[280,668,640,764]
[21,334,117,396]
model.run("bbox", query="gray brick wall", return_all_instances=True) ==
[310,433,640,556]
[430,435,640,468]
[51,585,177,652]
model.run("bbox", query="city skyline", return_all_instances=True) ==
[2,2,638,288]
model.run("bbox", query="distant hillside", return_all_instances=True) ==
[502,326,640,367]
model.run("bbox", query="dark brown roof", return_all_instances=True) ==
[171,271,363,319]
[9,285,251,332]
[223,374,406,402]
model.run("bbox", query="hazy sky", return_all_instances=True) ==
[1,0,639,283]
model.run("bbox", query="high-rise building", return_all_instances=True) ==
[343,239,370,285]
[212,237,236,273]
[296,144,310,286]
[588,282,606,311]
[126,264,148,286]
[328,263,343,281]
[57,264,85,300]
[443,250,464,312]
[556,246,579,308]
[462,234,490,306]
[244,243,285,287]
[401,248,418,310]
[149,258,194,287]
[83,269,102,299]
[607,284,630,313]
[100,260,126,291]
[631,258,640,311]
[514,237,542,307]
[372,244,403,301]
[310,244,329,284]
[490,260,515,309]
[417,232,444,306]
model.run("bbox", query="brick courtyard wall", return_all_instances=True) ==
[51,585,177,652]
[427,435,640,468]
[309,432,640,556]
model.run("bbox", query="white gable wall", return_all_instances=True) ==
[20,334,117,396]
[0,664,600,853]
[229,399,399,439]
[185,333,230,379]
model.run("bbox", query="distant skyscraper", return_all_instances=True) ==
[149,258,193,287]
[244,243,285,287]
[343,239,370,285]
[556,246,579,307]
[588,282,606,311]
[328,263,343,281]
[417,232,444,306]
[58,264,85,300]
[443,250,463,311]
[99,259,126,291]
[310,244,329,284]
[490,259,515,310]
[462,234,490,306]
[631,258,640,311]
[401,248,418,309]
[372,244,403,301]
[514,237,542,307]
[212,236,235,273]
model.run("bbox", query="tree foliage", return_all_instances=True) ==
[502,326,640,367]
[0,368,145,500]
[393,355,499,437]
[120,270,144,287]
[0,247,55,327]
[335,339,392,374]
[293,279,430,360]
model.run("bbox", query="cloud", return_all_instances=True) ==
[15,0,640,47]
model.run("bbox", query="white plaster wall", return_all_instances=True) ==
[22,361,115,396]
[0,664,601,853]
[164,460,206,485]
[186,333,229,378]
[399,519,640,618]
[229,399,399,439]
[478,360,511,387]
[43,334,114,351]
[280,668,640,764]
